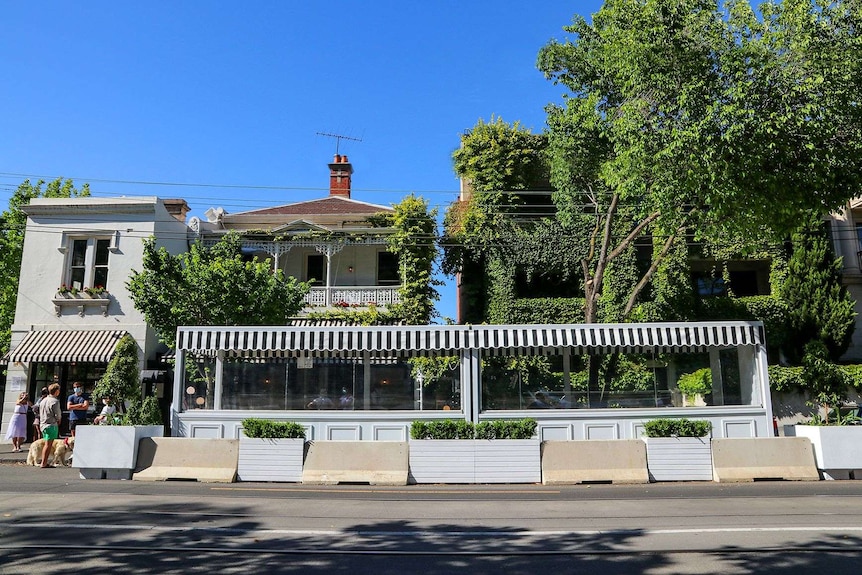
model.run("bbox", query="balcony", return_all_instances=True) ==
[304,286,401,309]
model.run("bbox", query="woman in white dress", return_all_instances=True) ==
[4,392,31,452]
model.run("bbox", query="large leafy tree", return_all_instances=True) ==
[127,232,310,348]
[537,0,862,323]
[0,179,90,355]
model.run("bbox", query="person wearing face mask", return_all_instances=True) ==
[67,382,90,436]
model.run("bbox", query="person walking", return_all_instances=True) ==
[4,392,31,452]
[39,384,62,468]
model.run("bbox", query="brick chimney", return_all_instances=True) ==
[328,154,353,198]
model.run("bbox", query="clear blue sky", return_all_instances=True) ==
[1,1,602,322]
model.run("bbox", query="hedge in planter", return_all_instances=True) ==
[643,418,713,482]
[238,418,306,482]
[409,419,540,484]
[242,418,306,439]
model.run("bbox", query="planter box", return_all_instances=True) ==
[408,439,541,484]
[792,425,862,480]
[73,425,164,479]
[644,437,713,482]
[237,437,305,482]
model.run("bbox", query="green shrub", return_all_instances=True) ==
[410,418,537,440]
[242,418,306,439]
[643,418,711,438]
[123,394,163,427]
[474,418,537,440]
[677,368,712,397]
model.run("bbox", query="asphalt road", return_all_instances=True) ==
[1,463,862,574]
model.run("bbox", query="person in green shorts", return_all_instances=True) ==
[39,383,62,468]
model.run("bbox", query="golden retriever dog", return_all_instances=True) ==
[26,437,74,467]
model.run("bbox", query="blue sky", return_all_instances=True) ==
[1,1,602,321]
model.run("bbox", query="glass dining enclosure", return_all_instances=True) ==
[172,321,773,441]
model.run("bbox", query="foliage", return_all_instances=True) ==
[376,194,441,324]
[92,334,141,412]
[241,418,306,439]
[304,306,401,326]
[444,117,549,272]
[408,356,460,386]
[0,178,90,355]
[122,393,163,426]
[410,419,474,440]
[802,340,853,425]
[474,418,537,440]
[127,232,309,348]
[677,368,712,397]
[778,223,856,362]
[643,418,712,438]
[535,0,862,322]
[767,365,805,393]
[410,418,537,440]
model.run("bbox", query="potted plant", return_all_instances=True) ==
[790,341,861,479]
[677,368,711,407]
[642,418,713,481]
[73,334,165,479]
[408,418,540,484]
[238,418,306,482]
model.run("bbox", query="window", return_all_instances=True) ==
[377,251,400,285]
[306,254,326,286]
[67,238,111,291]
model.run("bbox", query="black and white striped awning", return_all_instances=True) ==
[175,322,765,357]
[6,330,127,363]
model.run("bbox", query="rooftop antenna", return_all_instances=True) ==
[316,131,362,155]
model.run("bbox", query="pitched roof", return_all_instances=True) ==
[229,196,392,218]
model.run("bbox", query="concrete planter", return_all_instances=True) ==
[237,437,305,482]
[73,425,164,479]
[792,425,862,480]
[644,436,713,482]
[408,439,541,484]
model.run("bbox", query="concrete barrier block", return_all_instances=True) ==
[133,437,239,483]
[302,441,408,485]
[712,438,820,482]
[541,440,649,485]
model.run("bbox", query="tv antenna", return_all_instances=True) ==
[317,131,362,155]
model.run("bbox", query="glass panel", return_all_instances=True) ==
[71,239,87,266]
[93,267,108,289]
[94,239,110,265]
[182,354,216,410]
[411,356,461,411]
[481,353,575,410]
[222,359,289,410]
[70,239,87,290]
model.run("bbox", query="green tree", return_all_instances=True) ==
[127,232,310,348]
[0,179,90,355]
[537,0,862,323]
[778,223,856,363]
[92,334,140,415]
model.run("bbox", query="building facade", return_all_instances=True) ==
[0,197,189,440]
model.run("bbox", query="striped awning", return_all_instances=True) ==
[6,330,127,363]
[176,321,765,357]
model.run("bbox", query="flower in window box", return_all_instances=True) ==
[84,285,107,297]
[57,284,71,295]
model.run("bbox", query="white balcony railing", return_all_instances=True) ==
[304,286,401,308]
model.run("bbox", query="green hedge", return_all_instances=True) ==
[410,418,537,440]
[643,418,712,438]
[242,418,306,439]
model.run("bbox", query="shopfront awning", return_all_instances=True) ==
[6,330,127,363]
[175,321,765,357]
